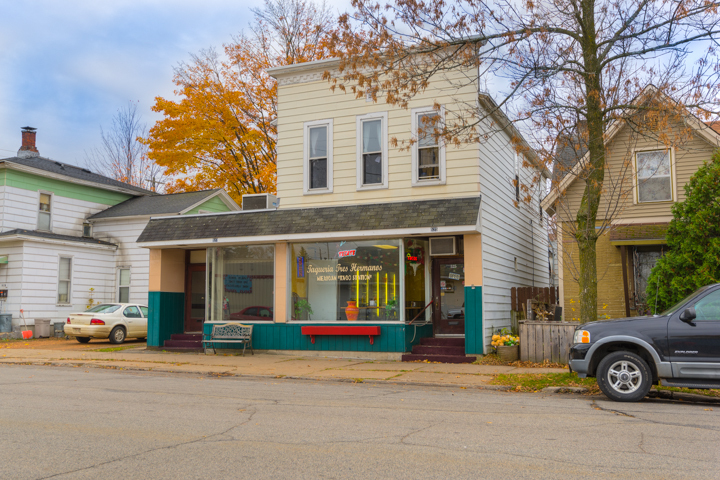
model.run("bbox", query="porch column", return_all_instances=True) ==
[147,249,186,347]
[464,234,484,355]
[274,242,288,323]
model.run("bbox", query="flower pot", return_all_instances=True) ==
[345,301,359,321]
[497,345,519,362]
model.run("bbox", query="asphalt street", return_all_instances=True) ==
[1,365,718,480]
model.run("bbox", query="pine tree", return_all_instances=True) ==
[646,150,720,313]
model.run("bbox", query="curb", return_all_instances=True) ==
[541,386,589,394]
[647,388,720,404]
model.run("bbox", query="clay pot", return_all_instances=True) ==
[345,301,359,321]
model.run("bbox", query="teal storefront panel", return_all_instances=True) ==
[464,286,483,355]
[203,322,434,353]
[148,291,185,347]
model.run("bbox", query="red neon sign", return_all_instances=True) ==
[338,250,356,258]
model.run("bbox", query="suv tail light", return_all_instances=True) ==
[90,318,105,325]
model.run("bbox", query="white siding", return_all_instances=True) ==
[479,125,549,349]
[92,218,151,306]
[0,185,109,235]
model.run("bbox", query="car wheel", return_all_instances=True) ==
[76,337,91,344]
[109,326,126,345]
[596,351,652,402]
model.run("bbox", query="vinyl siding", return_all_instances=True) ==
[480,125,550,349]
[93,218,151,306]
[559,120,719,222]
[275,66,481,207]
[184,195,233,215]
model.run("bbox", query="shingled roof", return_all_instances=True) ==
[137,197,482,244]
[0,156,154,195]
[0,229,117,247]
[89,189,225,219]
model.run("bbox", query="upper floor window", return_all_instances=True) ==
[304,119,333,194]
[38,192,52,231]
[636,150,673,203]
[356,112,388,190]
[412,107,446,186]
[58,257,72,304]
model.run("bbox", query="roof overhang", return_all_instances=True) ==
[0,234,117,250]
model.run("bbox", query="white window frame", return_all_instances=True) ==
[303,119,334,195]
[633,148,676,204]
[117,267,131,303]
[411,106,446,186]
[57,256,72,305]
[38,191,53,232]
[356,112,389,190]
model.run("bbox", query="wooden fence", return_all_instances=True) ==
[519,321,578,364]
[511,286,559,312]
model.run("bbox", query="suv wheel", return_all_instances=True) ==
[597,351,652,402]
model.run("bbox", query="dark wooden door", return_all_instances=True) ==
[185,265,206,333]
[432,258,465,336]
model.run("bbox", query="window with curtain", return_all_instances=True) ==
[362,119,383,185]
[38,193,51,231]
[58,257,72,304]
[309,125,328,189]
[416,113,440,180]
[118,268,130,303]
[636,150,672,202]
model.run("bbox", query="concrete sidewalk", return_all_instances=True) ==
[0,342,568,388]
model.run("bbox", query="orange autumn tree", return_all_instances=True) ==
[143,0,334,201]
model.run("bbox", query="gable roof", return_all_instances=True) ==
[0,156,154,195]
[137,196,482,245]
[89,189,238,220]
[541,89,720,213]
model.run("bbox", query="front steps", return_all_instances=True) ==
[402,337,476,364]
[163,333,203,351]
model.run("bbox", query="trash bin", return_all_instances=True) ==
[34,318,51,338]
[54,322,64,337]
[0,313,11,333]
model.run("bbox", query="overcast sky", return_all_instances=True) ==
[0,0,347,167]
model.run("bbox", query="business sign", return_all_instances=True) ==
[224,275,252,294]
[448,273,461,280]
[297,256,305,278]
[338,250,356,258]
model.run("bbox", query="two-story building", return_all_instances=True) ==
[137,59,550,359]
[0,127,239,334]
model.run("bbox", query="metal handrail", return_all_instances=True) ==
[406,300,434,325]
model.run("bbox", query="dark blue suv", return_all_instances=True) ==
[569,284,720,402]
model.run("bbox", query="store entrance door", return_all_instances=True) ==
[185,265,206,333]
[432,258,465,336]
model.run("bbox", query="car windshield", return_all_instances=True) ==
[86,304,121,314]
[658,286,713,316]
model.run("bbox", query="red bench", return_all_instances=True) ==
[301,326,382,345]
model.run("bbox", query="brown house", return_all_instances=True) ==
[542,102,720,320]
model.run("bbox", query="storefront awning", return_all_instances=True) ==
[137,196,482,247]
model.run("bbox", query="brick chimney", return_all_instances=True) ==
[18,126,39,158]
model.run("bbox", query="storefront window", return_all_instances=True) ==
[207,245,274,322]
[291,239,402,322]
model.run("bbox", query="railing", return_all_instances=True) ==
[406,300,434,325]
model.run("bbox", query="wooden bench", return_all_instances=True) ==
[203,323,254,355]
[301,326,382,345]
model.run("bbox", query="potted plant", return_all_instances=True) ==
[294,299,313,320]
[384,299,398,320]
[491,329,519,362]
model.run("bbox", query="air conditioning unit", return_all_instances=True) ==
[242,193,279,211]
[429,236,456,256]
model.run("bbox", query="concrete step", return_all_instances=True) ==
[401,354,476,364]
[411,345,466,356]
[419,337,465,347]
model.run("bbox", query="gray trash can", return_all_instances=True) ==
[0,314,11,333]
[34,318,51,338]
[54,322,64,337]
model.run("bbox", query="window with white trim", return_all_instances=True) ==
[636,150,672,203]
[356,112,388,189]
[304,119,333,194]
[38,192,52,231]
[58,257,72,304]
[118,268,130,303]
[412,107,445,185]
